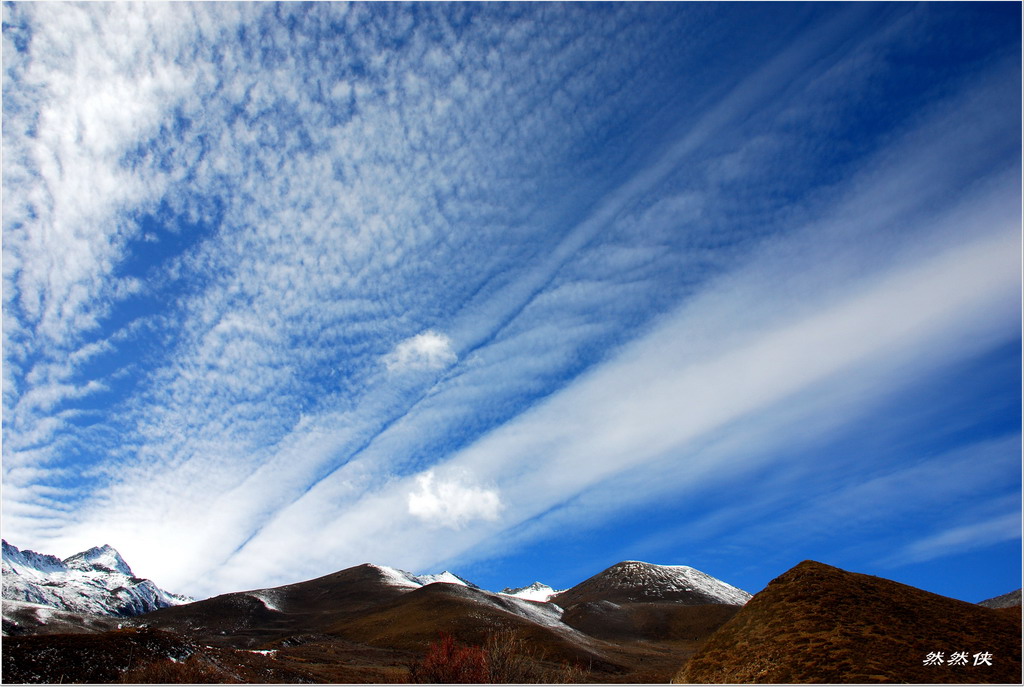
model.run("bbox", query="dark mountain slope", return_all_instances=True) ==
[675,560,1022,684]
[562,600,741,642]
[325,581,620,670]
[138,563,417,647]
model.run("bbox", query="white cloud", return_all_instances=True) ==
[384,331,458,373]
[408,470,503,529]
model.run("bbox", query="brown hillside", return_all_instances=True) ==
[676,560,1022,684]
[562,600,740,642]
[325,581,620,671]
[139,563,412,647]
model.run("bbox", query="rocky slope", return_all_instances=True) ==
[978,588,1021,609]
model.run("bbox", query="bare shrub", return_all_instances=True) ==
[409,633,488,684]
[485,629,549,682]
[410,629,590,684]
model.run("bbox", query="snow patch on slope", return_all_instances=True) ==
[1,598,124,636]
[247,589,285,612]
[372,564,427,589]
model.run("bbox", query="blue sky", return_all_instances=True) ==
[2,3,1020,604]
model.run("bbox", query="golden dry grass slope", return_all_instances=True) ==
[675,560,1022,684]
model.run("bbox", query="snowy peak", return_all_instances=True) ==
[500,581,560,603]
[369,564,479,590]
[416,571,479,588]
[2,540,135,578]
[2,540,192,624]
[555,560,752,606]
[64,545,134,576]
[370,560,751,607]
[2,540,66,577]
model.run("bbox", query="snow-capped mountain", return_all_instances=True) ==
[371,564,479,590]
[554,560,752,607]
[500,581,561,603]
[2,540,192,618]
[371,561,748,607]
[63,544,134,576]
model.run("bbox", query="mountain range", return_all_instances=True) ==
[2,539,191,627]
[1,540,1019,684]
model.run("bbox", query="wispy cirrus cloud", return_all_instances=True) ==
[191,68,1019,594]
[889,512,1022,567]
[9,2,734,583]
[2,3,1018,601]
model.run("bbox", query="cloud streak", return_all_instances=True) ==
[2,4,1018,600]
[892,513,1022,567]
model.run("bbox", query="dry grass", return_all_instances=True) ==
[484,629,589,683]
[677,561,1022,684]
[117,656,238,683]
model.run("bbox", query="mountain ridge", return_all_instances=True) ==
[2,539,192,631]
